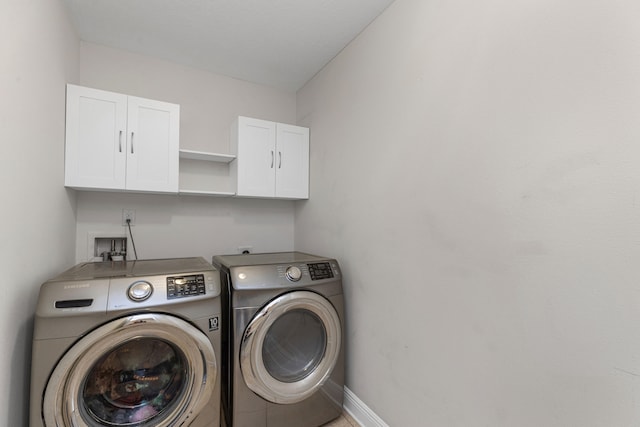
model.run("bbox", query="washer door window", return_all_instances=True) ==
[240,291,341,404]
[43,313,216,426]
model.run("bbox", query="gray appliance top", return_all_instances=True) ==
[49,257,215,281]
[36,257,221,332]
[212,252,330,268]
[213,252,341,295]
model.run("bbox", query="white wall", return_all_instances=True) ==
[79,42,297,154]
[75,191,295,262]
[296,0,640,425]
[0,0,78,425]
[75,43,299,262]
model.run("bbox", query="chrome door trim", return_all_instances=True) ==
[239,290,342,404]
[43,313,216,426]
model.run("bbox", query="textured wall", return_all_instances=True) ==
[296,0,640,425]
[0,0,79,425]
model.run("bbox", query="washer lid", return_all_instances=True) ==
[49,257,215,281]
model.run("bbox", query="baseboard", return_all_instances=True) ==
[343,386,389,427]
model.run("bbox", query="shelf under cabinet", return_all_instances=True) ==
[178,189,236,197]
[179,149,235,163]
[178,150,235,196]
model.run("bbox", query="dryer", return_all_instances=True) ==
[212,252,344,427]
[30,257,222,427]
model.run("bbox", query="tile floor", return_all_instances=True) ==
[322,412,361,427]
[222,409,359,427]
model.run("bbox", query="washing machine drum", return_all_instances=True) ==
[240,290,342,404]
[43,313,216,426]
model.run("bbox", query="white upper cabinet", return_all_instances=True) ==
[275,123,310,199]
[64,85,127,190]
[232,117,277,197]
[231,116,309,199]
[125,96,180,192]
[64,84,180,193]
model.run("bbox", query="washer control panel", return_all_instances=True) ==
[167,274,206,299]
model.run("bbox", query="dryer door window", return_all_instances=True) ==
[262,309,327,383]
[43,313,217,427]
[240,291,341,404]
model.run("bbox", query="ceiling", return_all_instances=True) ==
[61,0,396,92]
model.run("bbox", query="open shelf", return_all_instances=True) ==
[179,149,235,163]
[178,189,236,197]
[178,150,235,195]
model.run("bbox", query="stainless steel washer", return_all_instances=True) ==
[29,257,222,427]
[212,252,345,427]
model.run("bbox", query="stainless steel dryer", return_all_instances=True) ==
[30,257,222,427]
[212,252,345,427]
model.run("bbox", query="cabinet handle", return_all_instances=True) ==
[270,150,274,168]
[130,132,135,154]
[118,131,123,152]
[278,151,282,169]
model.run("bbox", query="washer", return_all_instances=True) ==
[212,252,345,427]
[30,257,222,427]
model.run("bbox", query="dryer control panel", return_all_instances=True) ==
[222,255,341,291]
[308,262,334,280]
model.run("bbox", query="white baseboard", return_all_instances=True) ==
[343,386,389,427]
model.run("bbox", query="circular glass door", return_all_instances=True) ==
[82,338,186,424]
[240,291,341,404]
[43,313,216,426]
[262,309,327,383]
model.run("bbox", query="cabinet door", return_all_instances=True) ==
[275,123,309,199]
[125,96,180,193]
[65,84,127,190]
[235,116,277,197]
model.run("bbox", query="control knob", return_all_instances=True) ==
[285,266,302,282]
[128,281,153,302]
